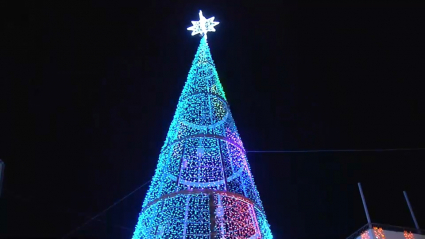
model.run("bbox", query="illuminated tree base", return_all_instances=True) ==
[133,190,270,238]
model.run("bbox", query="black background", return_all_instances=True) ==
[1,1,425,238]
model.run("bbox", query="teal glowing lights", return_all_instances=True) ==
[132,11,272,238]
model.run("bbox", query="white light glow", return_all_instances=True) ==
[187,10,219,39]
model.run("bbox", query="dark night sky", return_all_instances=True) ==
[1,1,425,238]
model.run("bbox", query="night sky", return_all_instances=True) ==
[1,1,425,238]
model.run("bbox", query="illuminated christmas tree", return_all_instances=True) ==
[132,11,273,238]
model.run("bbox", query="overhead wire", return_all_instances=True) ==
[6,190,133,232]
[246,147,425,153]
[61,180,150,238]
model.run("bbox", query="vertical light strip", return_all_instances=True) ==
[218,139,228,191]
[249,203,262,238]
[182,195,191,238]
[217,194,226,237]
[176,141,187,190]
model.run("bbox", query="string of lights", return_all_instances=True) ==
[373,227,386,239]
[360,230,371,239]
[404,231,415,239]
[360,227,419,239]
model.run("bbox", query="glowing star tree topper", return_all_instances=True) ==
[187,10,219,39]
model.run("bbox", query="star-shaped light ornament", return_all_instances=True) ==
[187,10,219,39]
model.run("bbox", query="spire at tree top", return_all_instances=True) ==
[187,10,219,39]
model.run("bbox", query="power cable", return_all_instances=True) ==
[246,147,425,153]
[7,190,133,232]
[61,180,150,238]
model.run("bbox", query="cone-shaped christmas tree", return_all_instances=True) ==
[132,11,273,239]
